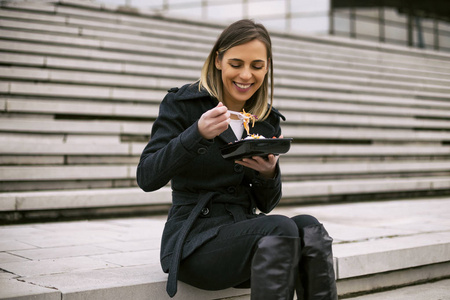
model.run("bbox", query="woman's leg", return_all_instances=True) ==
[178,214,300,297]
[291,215,338,300]
[250,235,300,300]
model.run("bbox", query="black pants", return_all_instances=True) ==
[178,214,320,290]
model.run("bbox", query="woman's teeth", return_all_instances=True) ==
[235,83,251,89]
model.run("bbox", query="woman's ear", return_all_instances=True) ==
[215,51,221,70]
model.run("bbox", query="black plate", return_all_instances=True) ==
[220,138,293,160]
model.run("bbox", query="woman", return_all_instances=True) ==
[137,19,337,300]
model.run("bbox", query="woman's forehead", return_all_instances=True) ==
[223,40,268,61]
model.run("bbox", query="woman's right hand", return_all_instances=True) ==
[198,102,230,140]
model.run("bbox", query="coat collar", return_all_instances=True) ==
[172,82,212,101]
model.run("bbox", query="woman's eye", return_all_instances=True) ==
[230,64,241,68]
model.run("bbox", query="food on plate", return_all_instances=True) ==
[244,134,265,139]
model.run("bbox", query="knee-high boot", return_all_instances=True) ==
[296,224,337,300]
[251,236,300,300]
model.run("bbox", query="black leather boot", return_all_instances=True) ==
[296,224,337,300]
[251,236,300,300]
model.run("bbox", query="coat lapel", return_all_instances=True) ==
[217,120,277,144]
[250,121,277,138]
[218,127,237,144]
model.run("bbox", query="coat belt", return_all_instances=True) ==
[166,190,251,297]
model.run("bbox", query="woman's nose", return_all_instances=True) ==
[239,67,252,80]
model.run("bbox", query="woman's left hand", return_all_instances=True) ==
[235,134,283,179]
[235,154,279,179]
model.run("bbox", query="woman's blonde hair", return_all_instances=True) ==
[199,19,274,121]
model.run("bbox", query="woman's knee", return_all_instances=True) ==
[262,215,299,237]
[291,214,320,233]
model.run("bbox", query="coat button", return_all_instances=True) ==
[227,186,236,194]
[201,207,209,216]
[234,164,243,173]
[197,147,207,155]
[253,180,262,187]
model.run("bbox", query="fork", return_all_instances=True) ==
[228,110,249,120]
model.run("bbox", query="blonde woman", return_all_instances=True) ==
[137,19,337,300]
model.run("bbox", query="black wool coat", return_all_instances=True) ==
[136,82,285,273]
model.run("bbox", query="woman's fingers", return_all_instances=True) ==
[198,102,230,139]
[235,154,279,178]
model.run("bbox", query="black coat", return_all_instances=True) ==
[137,82,285,273]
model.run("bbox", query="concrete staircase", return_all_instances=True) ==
[0,1,450,298]
[1,0,450,220]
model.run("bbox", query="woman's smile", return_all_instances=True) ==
[234,82,254,92]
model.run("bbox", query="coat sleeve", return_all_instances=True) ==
[249,112,283,213]
[250,164,282,213]
[136,92,213,192]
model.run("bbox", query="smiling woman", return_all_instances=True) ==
[137,19,337,300]
[199,19,274,123]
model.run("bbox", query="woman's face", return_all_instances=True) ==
[216,39,268,110]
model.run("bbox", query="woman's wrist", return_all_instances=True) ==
[260,169,277,179]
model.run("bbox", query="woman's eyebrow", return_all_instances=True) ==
[228,58,266,63]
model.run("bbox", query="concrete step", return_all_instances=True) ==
[0,140,139,155]
[0,15,216,51]
[275,78,450,100]
[5,160,449,181]
[277,90,450,110]
[281,111,450,129]
[282,125,450,142]
[4,86,450,118]
[3,63,450,97]
[4,115,450,142]
[0,132,122,144]
[276,98,450,119]
[281,177,450,200]
[2,140,449,158]
[0,165,137,182]
[2,98,160,119]
[287,144,450,157]
[0,80,167,102]
[0,117,153,135]
[280,160,450,176]
[1,177,450,212]
[2,77,448,107]
[0,51,202,76]
[4,97,450,131]
[1,160,449,184]
[0,65,195,89]
[343,279,450,300]
[0,198,449,299]
[0,186,171,211]
[0,39,203,69]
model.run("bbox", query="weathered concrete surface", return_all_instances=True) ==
[1,197,449,299]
